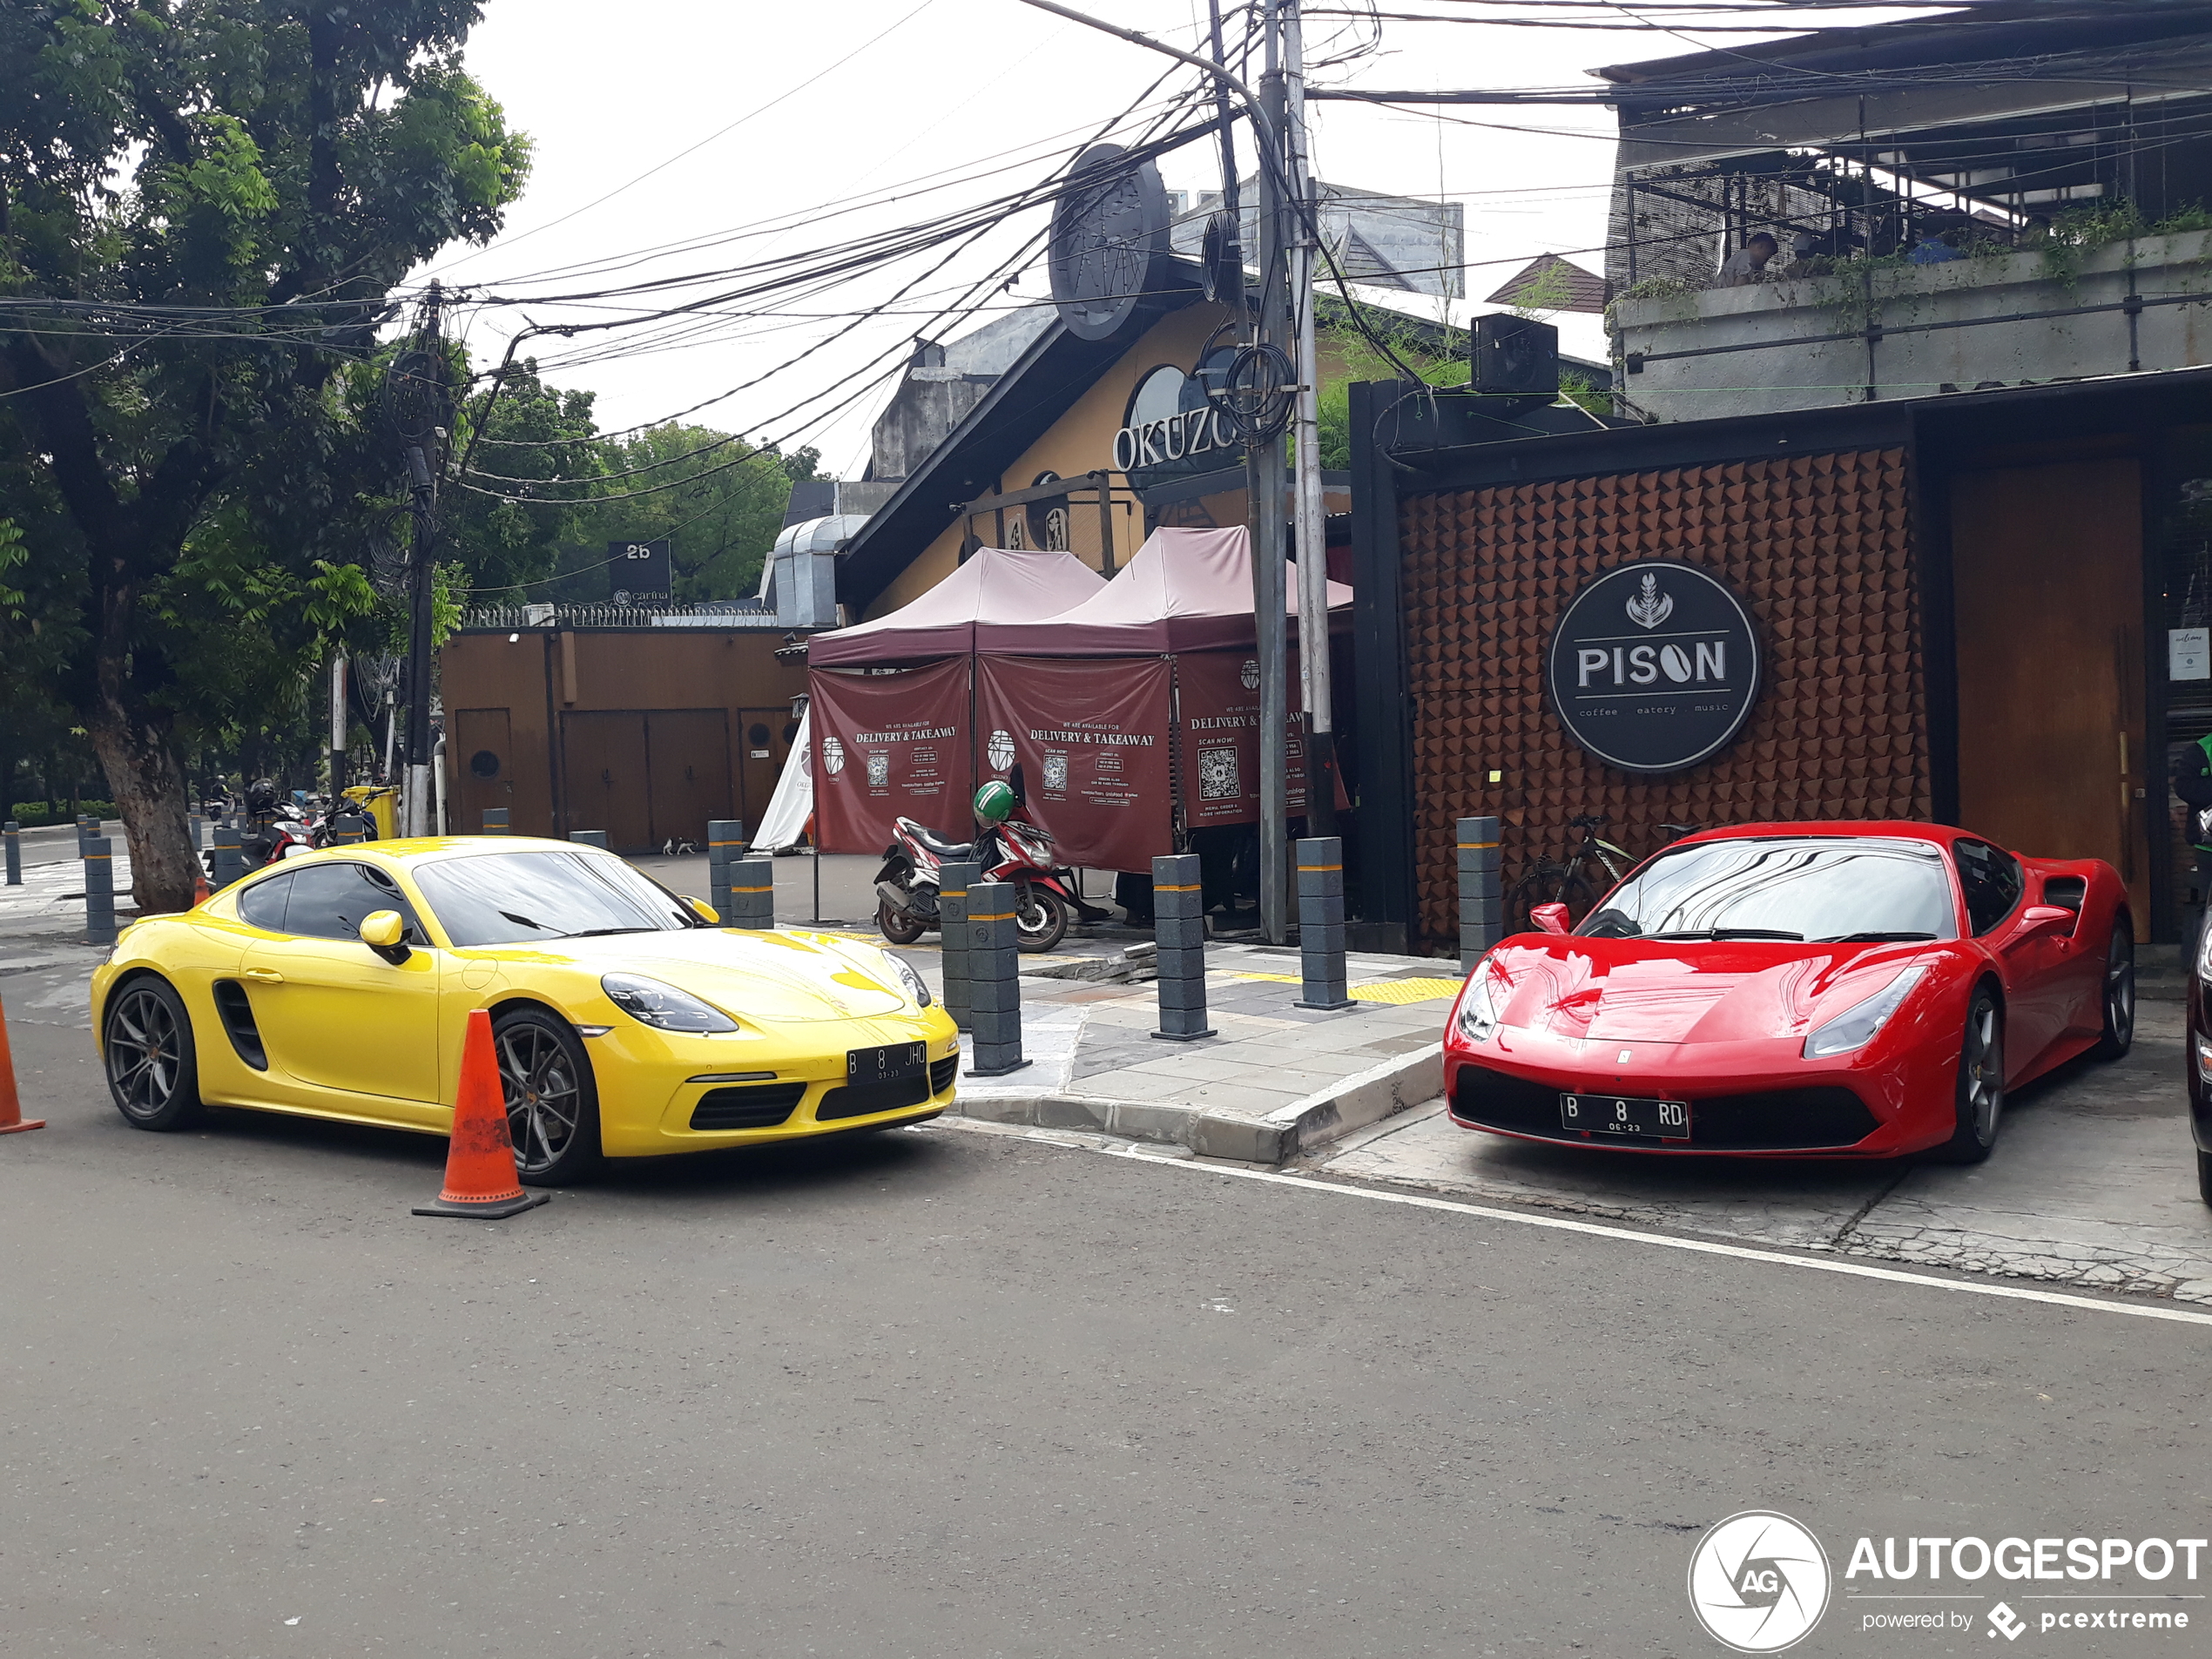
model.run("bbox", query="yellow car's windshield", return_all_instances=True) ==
[414,851,697,947]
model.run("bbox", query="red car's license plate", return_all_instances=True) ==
[1561,1093,1690,1140]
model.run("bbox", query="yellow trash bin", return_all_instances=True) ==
[342,785,401,842]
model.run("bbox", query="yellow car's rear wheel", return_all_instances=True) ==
[495,1007,602,1186]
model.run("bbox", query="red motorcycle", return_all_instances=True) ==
[873,785,1093,953]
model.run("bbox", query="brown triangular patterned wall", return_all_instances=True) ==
[1400,448,1932,945]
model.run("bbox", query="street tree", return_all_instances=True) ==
[0,1,528,911]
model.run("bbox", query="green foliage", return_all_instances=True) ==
[0,0,528,894]
[1314,320,1467,472]
[10,802,117,828]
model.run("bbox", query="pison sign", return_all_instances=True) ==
[1544,558,1762,774]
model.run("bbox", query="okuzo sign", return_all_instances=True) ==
[1543,559,1761,774]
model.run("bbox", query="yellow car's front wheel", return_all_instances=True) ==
[496,1006,603,1187]
[104,976,207,1133]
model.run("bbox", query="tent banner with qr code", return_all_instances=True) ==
[808,659,975,854]
[974,654,1175,871]
[1173,648,1307,830]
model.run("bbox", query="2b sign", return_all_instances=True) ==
[608,539,671,601]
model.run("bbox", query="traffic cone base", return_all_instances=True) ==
[0,994,44,1136]
[412,1189,548,1219]
[413,1008,549,1221]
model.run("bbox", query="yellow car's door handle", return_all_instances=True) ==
[241,968,285,984]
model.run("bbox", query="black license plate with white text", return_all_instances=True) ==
[1561,1093,1691,1140]
[848,1042,927,1086]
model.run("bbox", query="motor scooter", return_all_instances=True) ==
[873,803,1097,953]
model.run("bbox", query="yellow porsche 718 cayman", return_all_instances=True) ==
[89,837,960,1184]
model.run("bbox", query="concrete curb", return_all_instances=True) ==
[948,1039,1443,1167]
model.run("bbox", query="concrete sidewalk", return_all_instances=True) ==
[927,942,1460,1164]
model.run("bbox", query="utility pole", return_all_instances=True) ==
[1017,0,1296,941]
[328,653,348,804]
[1251,0,1291,945]
[1284,0,1338,840]
[401,280,448,839]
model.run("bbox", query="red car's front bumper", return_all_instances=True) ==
[1443,1021,1959,1158]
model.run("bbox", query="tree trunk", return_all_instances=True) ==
[86,611,199,915]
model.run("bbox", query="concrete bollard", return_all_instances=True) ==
[1458,815,1502,970]
[725,856,774,929]
[568,829,609,849]
[3,820,17,887]
[481,807,509,834]
[1294,836,1356,1011]
[210,825,245,891]
[707,819,744,923]
[966,878,1029,1076]
[333,818,364,846]
[76,814,94,856]
[83,834,117,947]
[189,811,204,853]
[938,860,980,1034]
[1150,853,1216,1042]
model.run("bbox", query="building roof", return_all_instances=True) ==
[1483,255,1608,315]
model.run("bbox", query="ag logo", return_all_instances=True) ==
[1240,658,1260,691]
[820,736,845,776]
[988,729,1016,772]
[1687,1511,1830,1653]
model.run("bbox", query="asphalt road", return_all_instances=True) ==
[5,1001,2210,1658]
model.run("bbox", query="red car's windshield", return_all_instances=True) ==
[1577,837,1959,943]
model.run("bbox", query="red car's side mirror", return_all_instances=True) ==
[2016,904,2076,941]
[1530,902,1571,935]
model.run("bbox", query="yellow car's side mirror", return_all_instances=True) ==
[685,896,721,926]
[360,909,410,962]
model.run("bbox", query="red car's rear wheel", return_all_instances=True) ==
[2088,921,2134,1061]
[1932,986,2004,1163]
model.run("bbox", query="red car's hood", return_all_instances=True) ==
[1481,936,1945,1045]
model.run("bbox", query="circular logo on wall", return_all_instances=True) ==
[1687,1512,1831,1653]
[1544,559,1761,774]
[1240,658,1260,691]
[1048,143,1169,342]
[820,736,845,776]
[612,589,632,606]
[988,729,1017,772]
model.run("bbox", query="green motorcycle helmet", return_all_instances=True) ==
[974,779,1015,826]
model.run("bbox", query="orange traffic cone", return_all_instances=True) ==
[412,1009,547,1218]
[192,872,210,907]
[0,992,46,1136]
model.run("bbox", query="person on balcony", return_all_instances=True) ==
[1908,232,1963,265]
[1716,232,1778,287]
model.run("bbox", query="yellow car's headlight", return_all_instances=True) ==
[601,973,738,1034]
[885,954,933,1008]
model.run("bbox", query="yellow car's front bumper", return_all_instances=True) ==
[586,1009,963,1157]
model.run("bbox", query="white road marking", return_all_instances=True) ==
[927,1116,2212,1327]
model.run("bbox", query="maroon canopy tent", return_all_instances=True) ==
[970,527,1352,865]
[807,543,1104,666]
[807,546,1104,853]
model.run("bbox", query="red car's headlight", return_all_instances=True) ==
[1453,968,1501,1043]
[1803,965,1927,1059]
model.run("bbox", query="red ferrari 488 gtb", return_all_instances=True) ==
[1444,823,2134,1163]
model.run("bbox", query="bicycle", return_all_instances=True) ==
[1505,815,1701,932]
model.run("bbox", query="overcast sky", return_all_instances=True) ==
[425,2,1893,476]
